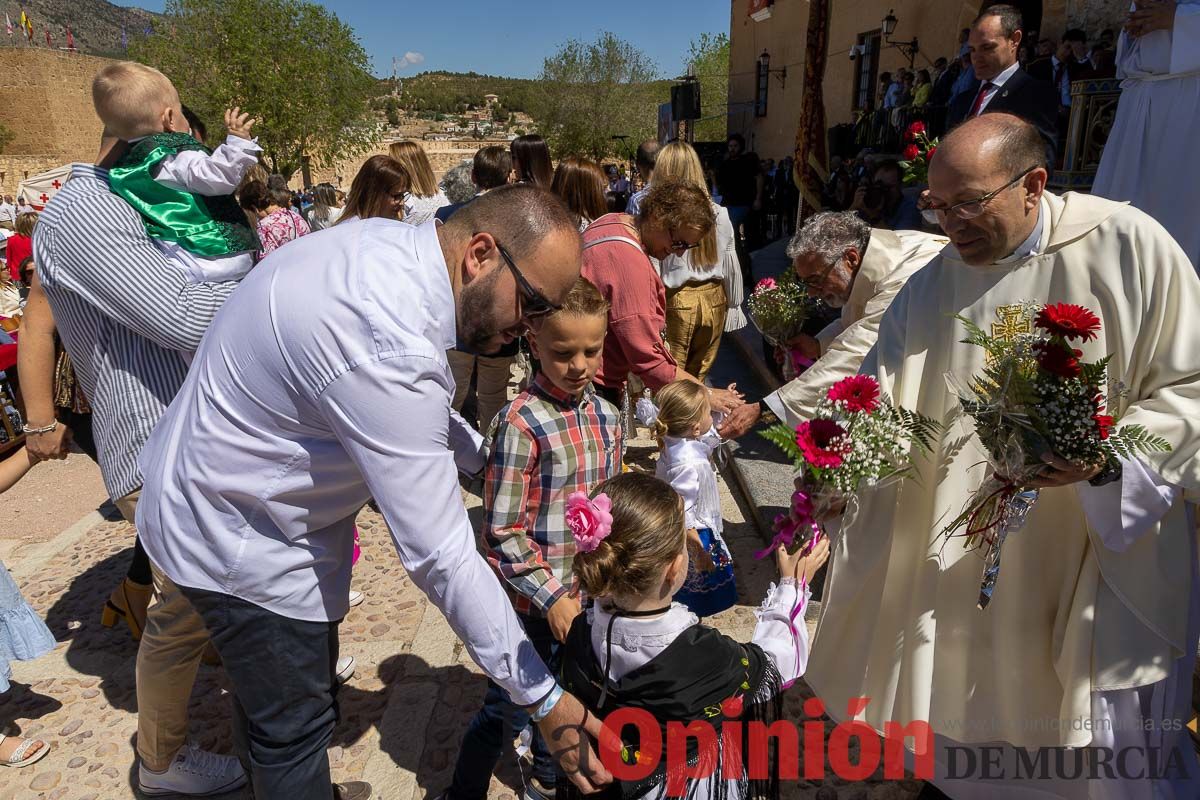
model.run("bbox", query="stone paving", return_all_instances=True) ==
[1,439,921,800]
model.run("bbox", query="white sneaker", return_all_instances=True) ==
[336,655,356,684]
[138,745,247,796]
[348,589,365,608]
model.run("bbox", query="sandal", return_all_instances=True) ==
[0,734,50,768]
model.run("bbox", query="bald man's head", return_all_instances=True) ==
[927,114,1047,265]
[937,113,1046,180]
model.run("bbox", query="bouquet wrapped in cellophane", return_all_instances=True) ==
[756,375,942,558]
[745,273,824,380]
[942,302,1171,609]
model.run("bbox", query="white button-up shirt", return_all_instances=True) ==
[136,218,555,705]
[975,60,1022,114]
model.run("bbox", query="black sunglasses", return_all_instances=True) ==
[496,242,561,319]
[668,229,702,253]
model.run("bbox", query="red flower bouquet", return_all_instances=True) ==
[899,121,940,185]
[758,375,941,555]
[943,302,1170,609]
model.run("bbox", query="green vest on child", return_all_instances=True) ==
[108,132,259,259]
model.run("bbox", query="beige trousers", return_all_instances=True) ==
[665,281,728,384]
[447,349,518,433]
[123,492,212,772]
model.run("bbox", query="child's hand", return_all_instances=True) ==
[225,107,256,140]
[775,535,831,584]
[686,529,715,573]
[547,594,583,644]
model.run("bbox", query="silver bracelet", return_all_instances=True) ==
[21,420,57,435]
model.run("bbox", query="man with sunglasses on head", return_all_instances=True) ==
[808,112,1200,799]
[717,212,947,439]
[133,184,614,800]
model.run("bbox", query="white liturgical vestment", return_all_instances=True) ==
[1093,0,1200,269]
[807,192,1200,798]
[764,228,947,426]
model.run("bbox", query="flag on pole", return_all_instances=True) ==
[121,25,127,51]
[44,26,51,48]
[66,25,75,51]
[23,11,33,42]
[5,13,13,38]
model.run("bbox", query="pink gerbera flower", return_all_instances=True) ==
[795,420,848,469]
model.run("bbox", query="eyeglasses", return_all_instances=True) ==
[921,165,1038,225]
[496,242,561,320]
[390,190,410,204]
[669,229,702,253]
[798,258,841,289]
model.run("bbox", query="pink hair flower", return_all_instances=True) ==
[566,491,613,553]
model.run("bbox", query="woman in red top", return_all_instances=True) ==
[580,179,742,412]
[4,212,36,283]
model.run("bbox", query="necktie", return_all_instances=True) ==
[970,82,995,117]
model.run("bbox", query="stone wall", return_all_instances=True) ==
[0,47,114,196]
[295,140,508,190]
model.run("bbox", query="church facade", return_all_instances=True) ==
[727,0,1130,160]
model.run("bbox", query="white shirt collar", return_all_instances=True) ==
[988,60,1022,88]
[995,199,1046,264]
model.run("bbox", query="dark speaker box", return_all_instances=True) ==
[671,82,701,121]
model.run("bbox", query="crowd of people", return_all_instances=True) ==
[856,9,1121,172]
[0,2,1197,797]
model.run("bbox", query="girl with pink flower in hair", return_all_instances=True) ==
[561,472,828,799]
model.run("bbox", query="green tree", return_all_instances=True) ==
[384,97,401,127]
[132,0,380,180]
[529,32,660,159]
[687,33,730,142]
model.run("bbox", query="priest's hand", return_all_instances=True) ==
[717,400,762,440]
[547,594,582,644]
[1027,452,1103,488]
[1126,1,1175,37]
[538,690,612,792]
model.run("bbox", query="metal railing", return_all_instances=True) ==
[851,105,951,153]
[1050,78,1123,193]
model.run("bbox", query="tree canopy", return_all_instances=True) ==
[688,33,730,143]
[529,32,668,159]
[132,0,380,179]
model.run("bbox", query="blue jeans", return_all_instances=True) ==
[449,613,559,798]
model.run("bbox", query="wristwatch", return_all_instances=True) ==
[1088,461,1123,487]
[758,400,778,425]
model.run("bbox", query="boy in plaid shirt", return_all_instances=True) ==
[444,278,621,800]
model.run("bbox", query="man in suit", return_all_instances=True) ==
[1027,32,1097,157]
[947,4,1059,168]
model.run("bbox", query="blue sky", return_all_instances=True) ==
[115,1,731,79]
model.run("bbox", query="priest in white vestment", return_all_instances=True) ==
[808,113,1200,800]
[1093,0,1200,269]
[718,213,947,438]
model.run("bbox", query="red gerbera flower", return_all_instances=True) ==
[1034,341,1083,379]
[926,145,937,161]
[1035,303,1102,342]
[1093,414,1114,440]
[827,375,881,413]
[902,143,921,161]
[795,419,848,469]
[907,121,926,136]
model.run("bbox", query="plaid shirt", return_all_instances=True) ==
[484,373,623,616]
